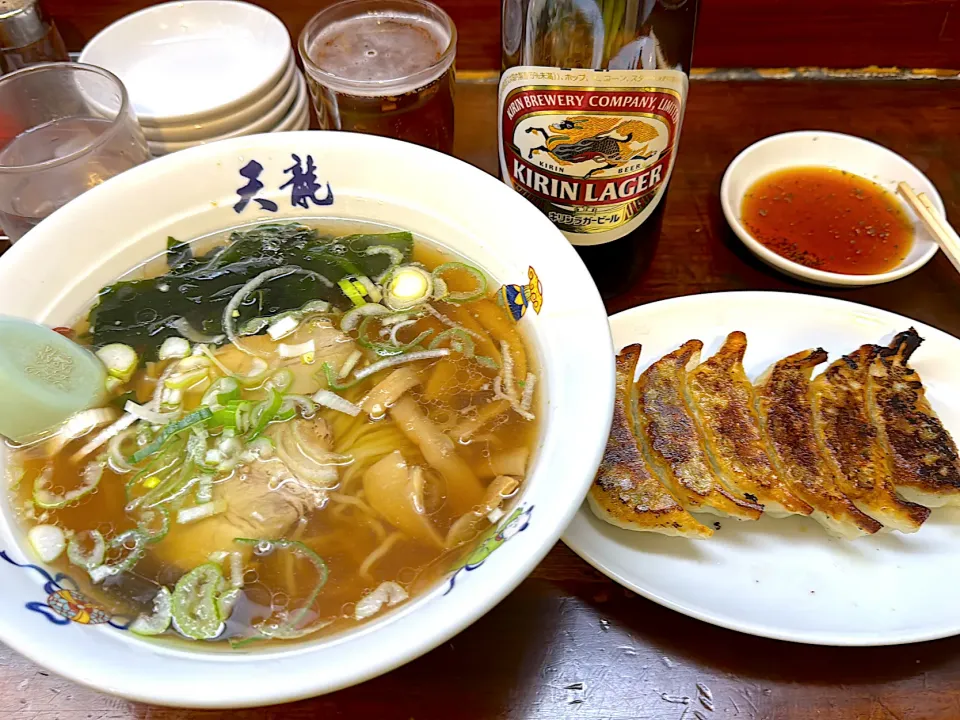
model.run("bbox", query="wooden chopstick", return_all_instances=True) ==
[897,181,960,275]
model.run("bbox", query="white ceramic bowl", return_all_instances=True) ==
[720,131,943,287]
[148,71,307,156]
[79,0,291,126]
[141,53,296,143]
[0,132,614,707]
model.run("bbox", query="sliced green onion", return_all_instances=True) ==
[341,303,390,332]
[177,500,226,525]
[233,539,328,637]
[338,350,363,379]
[278,340,315,358]
[129,407,213,464]
[34,460,103,509]
[196,475,213,503]
[356,275,382,303]
[357,315,433,357]
[172,563,226,640]
[229,552,244,589]
[169,318,225,345]
[317,362,365,391]
[96,343,139,383]
[363,244,404,269]
[382,265,433,311]
[264,368,294,393]
[353,348,450,382]
[67,529,105,569]
[431,262,487,304]
[164,368,209,390]
[89,529,147,583]
[130,587,172,636]
[428,328,476,357]
[123,400,177,425]
[476,355,500,370]
[311,389,361,416]
[247,390,283,441]
[136,506,170,543]
[338,276,369,306]
[28,524,65,563]
[159,337,191,361]
[267,315,301,340]
[201,377,240,407]
[223,266,333,357]
[72,412,138,465]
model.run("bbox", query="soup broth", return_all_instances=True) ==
[7,220,540,647]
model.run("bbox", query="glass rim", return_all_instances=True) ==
[298,0,457,96]
[0,62,133,175]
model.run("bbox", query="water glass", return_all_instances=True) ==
[0,62,150,242]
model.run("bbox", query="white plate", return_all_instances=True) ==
[79,0,290,125]
[563,291,960,646]
[720,131,942,287]
[141,53,295,142]
[148,71,306,155]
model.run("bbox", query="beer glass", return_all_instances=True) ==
[0,62,150,242]
[298,0,456,154]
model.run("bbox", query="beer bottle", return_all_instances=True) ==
[499,0,700,297]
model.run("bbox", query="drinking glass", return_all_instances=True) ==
[0,62,150,242]
[298,0,457,153]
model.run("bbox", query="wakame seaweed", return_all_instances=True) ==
[89,223,413,358]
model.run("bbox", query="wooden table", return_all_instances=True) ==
[5,78,960,719]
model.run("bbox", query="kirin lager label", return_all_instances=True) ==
[498,67,687,246]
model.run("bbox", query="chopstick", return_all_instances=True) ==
[897,181,960,275]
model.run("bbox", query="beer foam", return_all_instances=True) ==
[306,11,453,96]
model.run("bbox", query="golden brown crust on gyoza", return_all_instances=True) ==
[635,340,762,520]
[867,329,960,507]
[589,345,713,538]
[812,345,930,532]
[688,332,813,517]
[756,348,883,538]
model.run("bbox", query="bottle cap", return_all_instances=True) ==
[0,316,107,443]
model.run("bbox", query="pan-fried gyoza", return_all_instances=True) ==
[634,340,762,521]
[589,345,712,538]
[811,344,930,532]
[867,329,960,507]
[687,332,812,518]
[590,328,957,541]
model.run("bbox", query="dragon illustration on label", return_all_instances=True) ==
[498,67,687,246]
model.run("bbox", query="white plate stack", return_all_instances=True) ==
[79,1,309,157]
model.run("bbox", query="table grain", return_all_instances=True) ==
[4,78,960,720]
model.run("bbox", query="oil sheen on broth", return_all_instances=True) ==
[7,219,539,647]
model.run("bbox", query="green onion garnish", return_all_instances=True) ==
[129,407,213,464]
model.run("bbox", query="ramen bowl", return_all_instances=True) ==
[0,132,614,707]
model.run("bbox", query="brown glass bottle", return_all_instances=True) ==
[499,0,699,298]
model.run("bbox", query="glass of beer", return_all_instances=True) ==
[298,0,456,153]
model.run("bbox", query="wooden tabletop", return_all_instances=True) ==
[5,78,960,719]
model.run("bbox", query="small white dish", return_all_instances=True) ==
[140,53,296,142]
[148,70,306,156]
[564,292,960,647]
[720,131,943,287]
[79,0,291,125]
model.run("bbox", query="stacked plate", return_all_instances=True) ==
[79,1,309,157]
